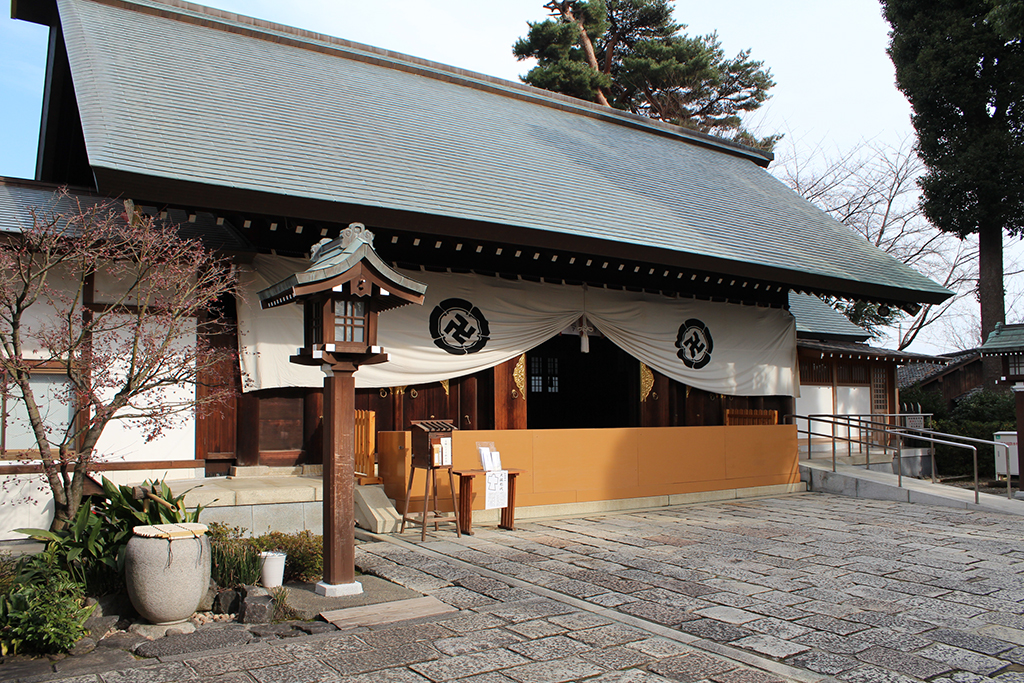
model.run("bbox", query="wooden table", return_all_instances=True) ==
[452,468,524,535]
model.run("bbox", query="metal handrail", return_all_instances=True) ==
[788,413,985,503]
[891,424,1014,500]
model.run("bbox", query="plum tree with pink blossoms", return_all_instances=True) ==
[0,190,237,530]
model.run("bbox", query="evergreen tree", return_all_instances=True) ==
[513,0,777,148]
[882,0,1024,367]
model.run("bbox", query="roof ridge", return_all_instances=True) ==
[80,0,773,167]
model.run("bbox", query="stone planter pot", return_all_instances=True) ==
[125,523,211,625]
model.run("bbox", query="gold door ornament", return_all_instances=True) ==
[513,353,527,400]
[440,379,450,397]
[640,363,654,403]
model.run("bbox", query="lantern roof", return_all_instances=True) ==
[258,223,426,310]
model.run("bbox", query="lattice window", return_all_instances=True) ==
[529,356,559,393]
[800,359,831,385]
[332,299,366,343]
[871,367,888,414]
[837,363,870,385]
[1009,355,1024,377]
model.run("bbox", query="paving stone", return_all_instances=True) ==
[856,645,955,679]
[838,664,930,683]
[430,586,496,609]
[626,637,695,658]
[648,652,734,682]
[926,628,1016,655]
[435,612,506,633]
[590,592,641,607]
[49,649,139,677]
[548,611,614,630]
[995,673,1024,683]
[708,668,786,683]
[731,634,810,659]
[501,655,606,682]
[694,606,760,625]
[786,650,861,675]
[479,599,575,623]
[570,623,649,647]
[334,669,432,682]
[248,658,340,683]
[324,642,440,675]
[585,671,675,682]
[743,617,812,640]
[133,626,252,659]
[187,647,296,677]
[794,631,872,654]
[796,614,871,636]
[284,633,366,658]
[917,643,1009,675]
[409,648,531,680]
[578,644,651,669]
[676,618,752,643]
[932,672,996,683]
[450,673,517,683]
[853,629,932,652]
[365,623,455,649]
[432,629,522,656]
[505,619,568,639]
[618,600,700,626]
[509,634,591,661]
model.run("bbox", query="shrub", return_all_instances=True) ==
[211,540,262,589]
[16,477,206,597]
[0,551,16,596]
[1,549,95,655]
[251,531,323,583]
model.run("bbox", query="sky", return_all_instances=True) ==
[0,1,1018,353]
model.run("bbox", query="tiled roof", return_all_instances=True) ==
[981,323,1024,354]
[788,293,870,341]
[0,178,255,253]
[28,0,952,305]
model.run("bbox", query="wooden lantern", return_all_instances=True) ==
[258,223,426,596]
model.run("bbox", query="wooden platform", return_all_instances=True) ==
[320,595,456,629]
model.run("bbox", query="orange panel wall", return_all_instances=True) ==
[450,425,798,511]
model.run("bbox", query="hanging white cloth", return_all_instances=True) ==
[236,255,797,396]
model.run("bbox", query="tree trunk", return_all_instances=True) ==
[977,224,1005,388]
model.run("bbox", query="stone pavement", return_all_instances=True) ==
[11,491,1024,682]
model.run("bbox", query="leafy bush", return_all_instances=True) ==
[251,530,323,583]
[1,548,95,655]
[950,390,1016,423]
[0,551,16,596]
[16,477,206,596]
[209,523,262,589]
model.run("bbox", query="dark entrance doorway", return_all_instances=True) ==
[526,334,639,429]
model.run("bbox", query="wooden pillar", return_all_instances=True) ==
[494,355,527,429]
[303,389,323,464]
[459,375,478,430]
[322,365,356,590]
[236,392,260,467]
[1015,383,1024,492]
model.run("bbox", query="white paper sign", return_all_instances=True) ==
[485,470,508,510]
[440,437,452,466]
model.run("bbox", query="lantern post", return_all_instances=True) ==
[259,224,425,595]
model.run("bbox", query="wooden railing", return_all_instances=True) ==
[354,409,376,478]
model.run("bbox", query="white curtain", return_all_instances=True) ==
[237,255,797,396]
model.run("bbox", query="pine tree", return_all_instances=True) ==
[882,0,1024,367]
[513,0,777,149]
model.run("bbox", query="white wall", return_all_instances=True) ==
[0,474,54,540]
[796,385,833,436]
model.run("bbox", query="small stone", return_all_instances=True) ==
[68,637,97,656]
[240,595,274,623]
[295,621,338,635]
[214,588,240,614]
